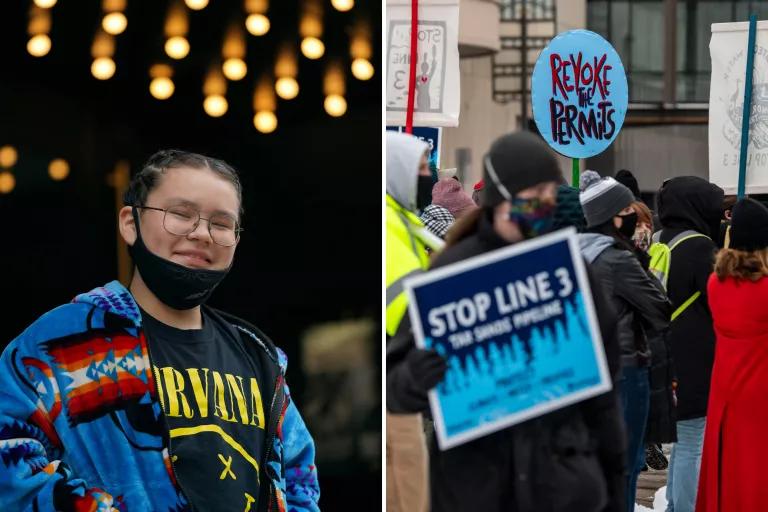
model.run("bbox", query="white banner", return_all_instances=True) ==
[385,0,461,127]
[709,21,768,194]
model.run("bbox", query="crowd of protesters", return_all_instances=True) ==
[386,129,767,512]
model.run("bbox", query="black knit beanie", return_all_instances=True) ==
[482,132,563,208]
[730,198,768,251]
[615,169,640,199]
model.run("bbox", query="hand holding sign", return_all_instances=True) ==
[532,30,628,159]
[404,228,611,450]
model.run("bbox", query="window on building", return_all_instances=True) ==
[588,0,768,104]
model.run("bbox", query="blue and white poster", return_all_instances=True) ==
[531,30,629,158]
[386,125,442,168]
[404,228,611,450]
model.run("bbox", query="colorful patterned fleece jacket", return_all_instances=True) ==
[0,281,320,511]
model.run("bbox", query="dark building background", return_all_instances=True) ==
[0,1,381,509]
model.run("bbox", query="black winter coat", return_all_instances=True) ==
[644,325,678,443]
[422,215,627,512]
[579,235,671,369]
[657,177,724,420]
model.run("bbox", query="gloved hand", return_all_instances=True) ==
[405,348,448,393]
[386,348,448,413]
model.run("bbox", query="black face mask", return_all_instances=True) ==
[617,211,638,240]
[416,175,433,211]
[127,208,231,310]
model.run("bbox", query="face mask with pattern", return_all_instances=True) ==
[632,227,652,252]
[508,197,556,239]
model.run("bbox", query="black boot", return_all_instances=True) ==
[645,443,668,470]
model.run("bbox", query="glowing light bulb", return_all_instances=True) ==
[222,58,247,81]
[246,14,270,36]
[301,37,325,59]
[27,34,51,57]
[331,0,354,11]
[275,77,299,100]
[33,0,57,8]
[102,12,127,35]
[91,57,116,80]
[0,172,15,194]
[48,159,70,181]
[351,58,374,81]
[184,0,208,10]
[203,95,229,117]
[324,94,347,117]
[165,36,190,59]
[0,146,18,168]
[253,111,277,133]
[150,77,175,100]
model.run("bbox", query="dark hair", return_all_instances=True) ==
[123,149,244,217]
[722,195,738,214]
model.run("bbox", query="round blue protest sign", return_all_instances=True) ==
[531,30,628,159]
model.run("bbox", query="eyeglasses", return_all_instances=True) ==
[135,205,243,247]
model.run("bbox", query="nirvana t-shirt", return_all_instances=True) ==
[142,309,267,512]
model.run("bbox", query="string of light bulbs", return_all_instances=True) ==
[22,0,376,134]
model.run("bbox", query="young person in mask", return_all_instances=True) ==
[629,200,676,472]
[577,171,671,512]
[654,176,724,512]
[396,132,627,512]
[0,150,319,512]
[386,131,446,512]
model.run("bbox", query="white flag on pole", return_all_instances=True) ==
[709,20,768,194]
[385,0,461,127]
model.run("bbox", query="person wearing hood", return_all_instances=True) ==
[386,131,446,512]
[654,176,724,512]
[578,170,671,512]
[696,198,768,512]
[386,131,444,336]
[0,150,319,511]
[401,132,627,512]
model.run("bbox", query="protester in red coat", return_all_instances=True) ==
[697,198,768,512]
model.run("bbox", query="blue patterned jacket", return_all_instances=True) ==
[0,281,320,511]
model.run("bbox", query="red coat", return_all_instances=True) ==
[697,273,768,512]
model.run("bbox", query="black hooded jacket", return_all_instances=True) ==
[656,177,724,420]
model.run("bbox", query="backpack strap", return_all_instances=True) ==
[668,230,710,250]
[671,291,702,321]
[664,230,711,321]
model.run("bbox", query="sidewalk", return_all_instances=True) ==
[635,444,671,511]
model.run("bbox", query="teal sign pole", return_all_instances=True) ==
[738,14,758,199]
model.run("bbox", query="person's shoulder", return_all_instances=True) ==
[685,233,716,248]
[205,307,286,370]
[661,229,715,249]
[4,301,94,357]
[599,245,635,265]
[430,234,482,269]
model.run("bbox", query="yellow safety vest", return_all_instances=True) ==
[386,194,431,337]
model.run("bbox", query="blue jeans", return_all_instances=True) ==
[665,417,706,512]
[618,365,650,512]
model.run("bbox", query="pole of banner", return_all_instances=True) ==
[572,158,579,188]
[405,0,419,134]
[737,14,757,199]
